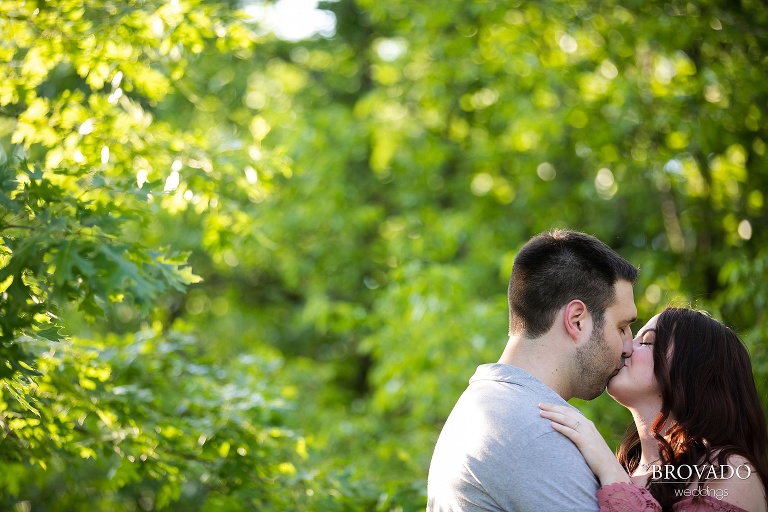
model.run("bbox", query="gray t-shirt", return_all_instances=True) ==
[427,364,599,511]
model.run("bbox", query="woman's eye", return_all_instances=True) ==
[639,342,653,346]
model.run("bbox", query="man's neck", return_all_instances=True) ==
[498,336,572,399]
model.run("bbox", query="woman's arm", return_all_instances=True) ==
[538,404,761,512]
[596,482,661,512]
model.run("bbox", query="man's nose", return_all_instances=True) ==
[622,331,635,357]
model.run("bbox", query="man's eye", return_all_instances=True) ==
[620,328,626,335]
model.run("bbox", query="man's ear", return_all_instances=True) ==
[564,300,588,341]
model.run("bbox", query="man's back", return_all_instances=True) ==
[427,364,599,511]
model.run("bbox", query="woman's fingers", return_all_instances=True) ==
[546,418,581,441]
[538,402,580,417]
[538,403,587,431]
[538,410,580,430]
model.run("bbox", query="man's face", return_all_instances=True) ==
[575,280,637,400]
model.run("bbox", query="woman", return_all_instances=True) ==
[539,307,768,511]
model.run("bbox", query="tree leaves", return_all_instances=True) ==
[0,160,202,360]
[0,332,314,509]
[1,0,768,509]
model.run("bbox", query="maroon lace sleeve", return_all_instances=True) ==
[672,496,750,512]
[596,483,750,512]
[596,482,661,512]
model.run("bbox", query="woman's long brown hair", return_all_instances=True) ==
[617,307,768,510]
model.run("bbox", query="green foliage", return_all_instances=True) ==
[0,331,314,510]
[0,160,199,381]
[0,0,270,398]
[1,0,768,510]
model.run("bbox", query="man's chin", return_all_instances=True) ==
[580,380,611,400]
[577,388,605,401]
[609,364,626,380]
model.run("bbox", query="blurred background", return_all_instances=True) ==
[1,0,767,509]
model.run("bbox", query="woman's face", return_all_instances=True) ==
[607,314,662,407]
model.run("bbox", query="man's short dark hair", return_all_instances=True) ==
[508,230,638,338]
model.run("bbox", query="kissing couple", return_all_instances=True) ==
[428,230,767,512]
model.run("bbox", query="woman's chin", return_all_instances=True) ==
[606,373,628,403]
[606,389,632,408]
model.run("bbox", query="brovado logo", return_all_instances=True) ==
[649,463,753,481]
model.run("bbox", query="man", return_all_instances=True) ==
[427,230,638,511]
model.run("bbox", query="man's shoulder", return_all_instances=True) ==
[463,364,566,416]
[469,363,535,385]
[436,364,592,456]
[428,365,599,512]
[469,364,559,396]
[428,427,599,512]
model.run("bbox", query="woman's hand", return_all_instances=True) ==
[538,402,631,486]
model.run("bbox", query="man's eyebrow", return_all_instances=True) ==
[624,316,638,325]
